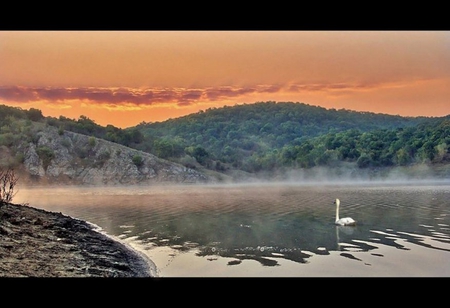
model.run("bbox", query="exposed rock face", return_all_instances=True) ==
[21,126,209,185]
[24,143,46,177]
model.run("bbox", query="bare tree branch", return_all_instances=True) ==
[0,168,19,205]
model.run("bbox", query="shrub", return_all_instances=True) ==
[98,151,111,161]
[88,136,96,147]
[94,151,111,168]
[61,139,71,148]
[0,132,15,147]
[132,154,144,167]
[36,146,55,170]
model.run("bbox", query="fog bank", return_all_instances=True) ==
[242,163,450,186]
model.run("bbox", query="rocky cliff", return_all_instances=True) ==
[18,126,209,185]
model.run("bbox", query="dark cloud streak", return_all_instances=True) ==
[0,82,382,108]
[0,85,286,107]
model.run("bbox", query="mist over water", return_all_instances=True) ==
[14,178,450,277]
[271,163,450,185]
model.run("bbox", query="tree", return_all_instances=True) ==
[26,108,44,122]
[420,141,436,162]
[130,128,144,144]
[0,168,18,205]
[186,146,209,165]
[395,148,411,166]
[356,153,372,168]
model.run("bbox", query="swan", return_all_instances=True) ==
[334,198,356,226]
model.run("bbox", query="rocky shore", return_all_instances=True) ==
[0,202,157,277]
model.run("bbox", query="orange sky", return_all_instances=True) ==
[1,31,449,128]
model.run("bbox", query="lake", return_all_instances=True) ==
[13,181,450,277]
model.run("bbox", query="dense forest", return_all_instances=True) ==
[135,102,449,173]
[1,102,449,179]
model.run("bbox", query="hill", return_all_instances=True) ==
[134,101,449,177]
[0,107,210,185]
[1,102,449,183]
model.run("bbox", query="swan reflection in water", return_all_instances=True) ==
[335,225,356,250]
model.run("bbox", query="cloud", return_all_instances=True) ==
[0,86,40,102]
[0,81,419,109]
[0,86,172,106]
[286,79,431,94]
[288,82,375,93]
[0,85,287,108]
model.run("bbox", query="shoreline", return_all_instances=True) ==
[87,221,159,277]
[0,202,158,277]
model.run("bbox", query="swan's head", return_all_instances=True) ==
[334,198,340,206]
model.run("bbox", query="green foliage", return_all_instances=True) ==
[94,151,111,168]
[26,108,44,122]
[137,101,433,172]
[36,146,55,170]
[75,146,89,159]
[0,105,28,122]
[98,151,111,161]
[356,153,372,168]
[0,132,15,147]
[88,136,96,147]
[132,154,144,167]
[14,153,25,165]
[61,138,71,148]
[185,146,209,165]
[395,148,410,166]
[435,142,448,162]
[177,155,198,169]
[153,138,184,159]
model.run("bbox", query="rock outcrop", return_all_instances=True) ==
[20,126,209,185]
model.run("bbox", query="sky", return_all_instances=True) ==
[1,31,450,128]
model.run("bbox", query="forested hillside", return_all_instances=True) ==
[135,102,447,174]
[1,102,449,182]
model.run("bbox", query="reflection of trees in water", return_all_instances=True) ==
[136,214,340,266]
[195,245,316,266]
[375,228,450,253]
[334,224,450,264]
[134,218,370,267]
[335,225,406,262]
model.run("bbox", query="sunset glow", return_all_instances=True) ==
[1,31,449,128]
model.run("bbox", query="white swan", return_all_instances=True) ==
[334,198,356,226]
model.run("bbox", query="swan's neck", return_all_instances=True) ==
[335,202,340,222]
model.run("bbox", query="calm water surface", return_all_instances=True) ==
[14,182,450,277]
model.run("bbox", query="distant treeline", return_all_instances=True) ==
[1,102,449,175]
